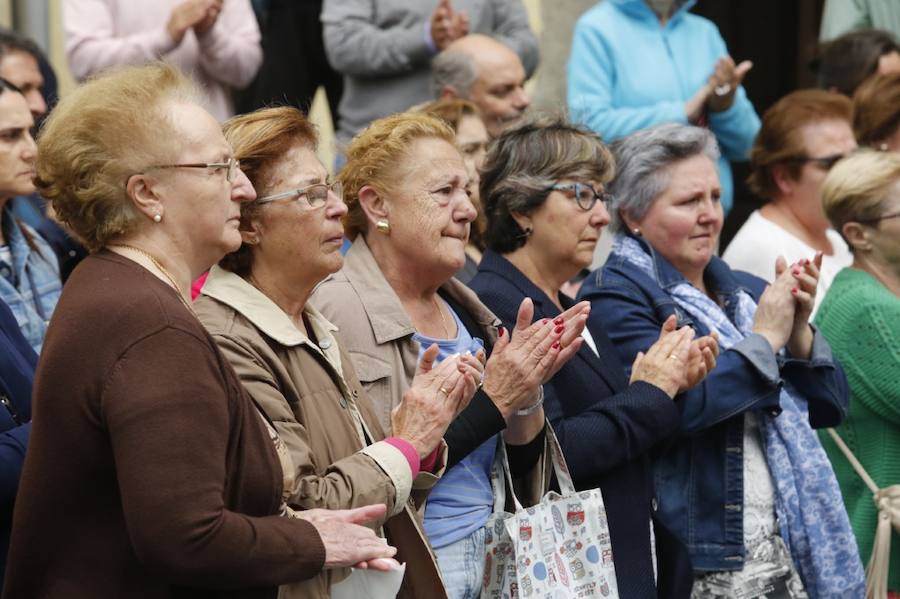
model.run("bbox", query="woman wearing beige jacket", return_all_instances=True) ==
[311,112,589,598]
[193,106,487,598]
[193,106,569,598]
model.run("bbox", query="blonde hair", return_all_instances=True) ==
[852,73,900,148]
[220,106,319,276]
[34,62,201,251]
[339,112,456,239]
[821,149,900,239]
[415,97,482,131]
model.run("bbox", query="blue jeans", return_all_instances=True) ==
[433,527,486,599]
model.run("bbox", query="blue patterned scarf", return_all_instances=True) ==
[612,235,865,599]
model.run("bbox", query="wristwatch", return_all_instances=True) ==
[714,83,732,97]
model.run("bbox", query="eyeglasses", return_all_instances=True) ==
[256,181,343,208]
[855,210,900,224]
[150,157,241,183]
[549,182,613,211]
[785,153,846,171]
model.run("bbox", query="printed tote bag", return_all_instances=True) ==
[482,427,619,598]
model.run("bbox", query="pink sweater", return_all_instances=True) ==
[63,0,262,121]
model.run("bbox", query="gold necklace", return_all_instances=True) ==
[109,244,193,313]
[433,295,450,338]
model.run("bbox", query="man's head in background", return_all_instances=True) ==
[432,34,530,138]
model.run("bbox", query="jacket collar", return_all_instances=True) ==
[201,264,339,349]
[340,236,501,345]
[628,232,754,298]
[610,0,696,27]
[339,237,417,344]
[478,249,562,314]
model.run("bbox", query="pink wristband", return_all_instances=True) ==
[420,446,441,473]
[384,437,420,477]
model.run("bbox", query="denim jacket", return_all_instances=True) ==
[0,209,61,353]
[578,237,849,571]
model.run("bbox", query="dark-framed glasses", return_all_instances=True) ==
[256,181,343,209]
[150,157,240,183]
[855,210,900,224]
[785,153,847,171]
[550,182,613,211]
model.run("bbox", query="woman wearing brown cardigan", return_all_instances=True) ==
[3,64,395,599]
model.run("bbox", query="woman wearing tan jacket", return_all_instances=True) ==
[193,106,487,598]
[311,112,589,598]
[194,106,568,598]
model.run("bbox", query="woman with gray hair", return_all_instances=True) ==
[580,123,864,597]
[470,118,719,598]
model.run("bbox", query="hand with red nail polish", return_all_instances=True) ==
[481,298,590,419]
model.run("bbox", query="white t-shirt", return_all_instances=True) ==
[722,210,852,319]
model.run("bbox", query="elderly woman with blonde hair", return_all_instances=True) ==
[3,64,396,599]
[194,105,485,598]
[815,150,900,595]
[312,111,589,598]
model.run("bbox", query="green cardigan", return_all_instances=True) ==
[814,267,900,591]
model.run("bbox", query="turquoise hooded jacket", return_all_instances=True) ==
[567,0,760,214]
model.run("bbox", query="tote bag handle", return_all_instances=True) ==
[491,423,577,514]
[826,428,900,599]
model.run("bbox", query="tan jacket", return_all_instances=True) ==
[310,237,501,431]
[311,237,551,509]
[195,265,448,599]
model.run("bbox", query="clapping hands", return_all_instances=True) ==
[752,253,821,358]
[167,0,223,45]
[430,0,469,50]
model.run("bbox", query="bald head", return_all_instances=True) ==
[432,34,529,138]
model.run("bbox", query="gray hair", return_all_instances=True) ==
[431,48,478,99]
[608,123,720,233]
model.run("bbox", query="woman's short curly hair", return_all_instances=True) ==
[339,112,456,240]
[479,117,615,253]
[34,62,202,252]
[220,106,319,276]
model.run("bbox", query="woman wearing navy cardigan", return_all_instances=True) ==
[469,119,718,598]
[0,297,36,587]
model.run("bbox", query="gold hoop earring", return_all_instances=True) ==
[376,219,391,235]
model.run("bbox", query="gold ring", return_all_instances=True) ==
[439,387,450,396]
[667,355,680,361]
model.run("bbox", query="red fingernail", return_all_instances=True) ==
[498,327,506,337]
[553,317,564,325]
[791,288,798,294]
[555,325,565,334]
[792,268,800,276]
[552,341,560,349]
[541,318,549,325]
[802,259,809,266]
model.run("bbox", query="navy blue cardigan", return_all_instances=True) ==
[0,298,36,587]
[470,250,692,599]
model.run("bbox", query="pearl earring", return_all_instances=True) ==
[153,213,162,223]
[632,227,641,236]
[376,219,391,235]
